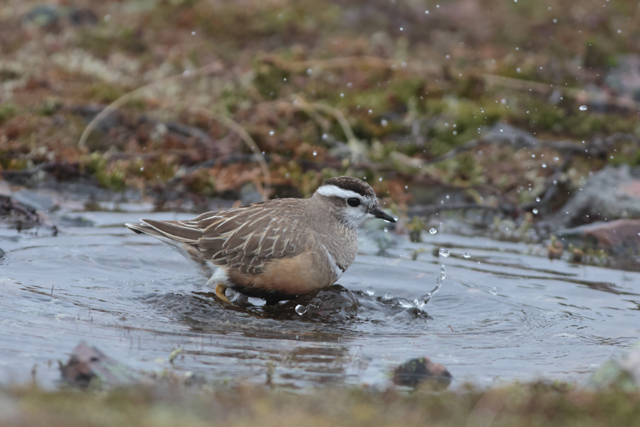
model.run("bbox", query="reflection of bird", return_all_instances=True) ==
[126,176,396,304]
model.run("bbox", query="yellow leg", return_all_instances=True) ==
[215,283,231,304]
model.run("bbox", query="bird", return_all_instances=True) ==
[125,176,396,304]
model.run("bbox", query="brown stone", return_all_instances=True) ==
[392,356,452,388]
[583,219,640,251]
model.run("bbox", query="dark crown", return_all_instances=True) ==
[319,176,376,198]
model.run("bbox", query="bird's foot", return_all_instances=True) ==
[215,283,232,304]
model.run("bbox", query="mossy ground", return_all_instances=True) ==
[3,382,640,427]
[1,0,639,212]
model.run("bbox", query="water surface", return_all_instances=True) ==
[1,209,639,389]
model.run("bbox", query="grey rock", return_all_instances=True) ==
[240,183,263,205]
[23,4,60,27]
[11,190,56,212]
[60,341,147,388]
[548,165,640,230]
[555,219,640,255]
[605,55,640,102]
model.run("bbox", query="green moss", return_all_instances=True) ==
[77,27,148,59]
[584,37,619,69]
[81,154,126,191]
[85,83,128,104]
[252,59,290,100]
[0,102,17,125]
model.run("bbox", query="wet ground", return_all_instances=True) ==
[1,207,639,389]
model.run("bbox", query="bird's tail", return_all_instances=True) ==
[125,220,213,276]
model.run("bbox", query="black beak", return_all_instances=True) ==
[372,207,396,223]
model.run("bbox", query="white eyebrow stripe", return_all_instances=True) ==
[316,185,364,199]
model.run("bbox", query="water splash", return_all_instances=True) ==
[413,264,446,309]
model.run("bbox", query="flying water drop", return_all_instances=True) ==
[579,105,588,111]
[414,264,446,308]
[429,228,438,234]
[438,248,450,257]
[463,252,471,259]
[365,286,375,296]
[295,304,307,315]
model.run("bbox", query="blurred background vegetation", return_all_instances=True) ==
[1,0,639,214]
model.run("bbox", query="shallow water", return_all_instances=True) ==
[1,209,639,389]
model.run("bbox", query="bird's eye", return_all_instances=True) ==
[347,198,361,207]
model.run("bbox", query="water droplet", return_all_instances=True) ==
[535,197,541,202]
[306,68,313,75]
[516,67,521,73]
[312,151,317,156]
[295,304,307,315]
[425,10,429,14]
[579,105,588,111]
[140,167,144,171]
[439,248,450,257]
[384,292,395,300]
[365,286,375,296]
[463,252,471,259]
[533,207,539,215]
[381,119,388,127]
[429,228,438,235]
[490,287,498,295]
[398,298,415,308]
[269,130,275,136]
[340,93,344,98]
[191,31,196,35]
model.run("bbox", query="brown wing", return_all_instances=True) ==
[139,200,311,275]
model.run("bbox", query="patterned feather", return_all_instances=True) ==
[129,200,311,276]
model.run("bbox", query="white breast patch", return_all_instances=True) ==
[322,245,344,281]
